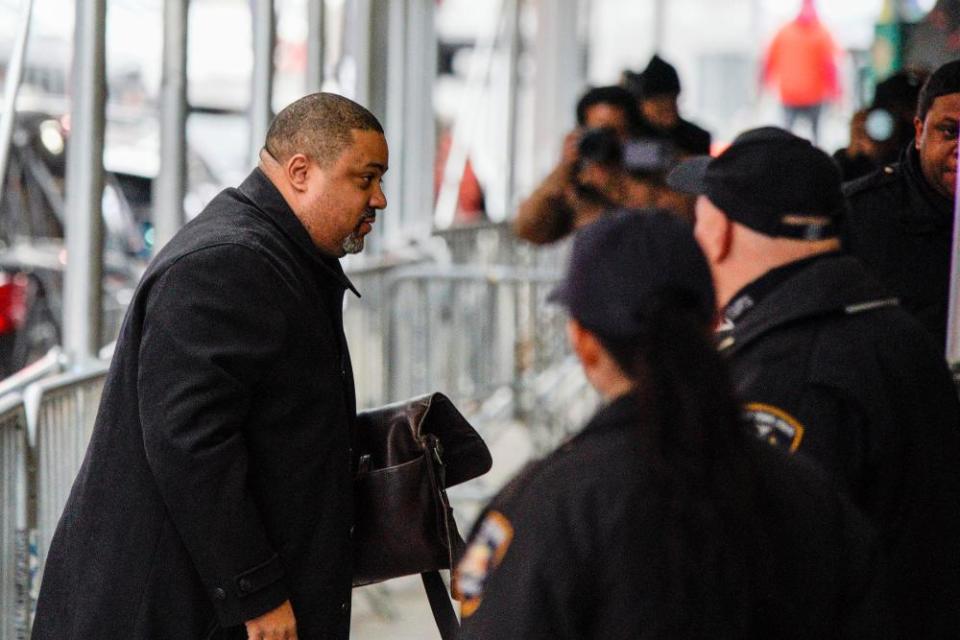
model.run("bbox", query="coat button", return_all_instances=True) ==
[238,578,253,594]
[213,588,226,601]
[340,602,349,614]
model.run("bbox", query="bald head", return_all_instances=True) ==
[265,93,384,167]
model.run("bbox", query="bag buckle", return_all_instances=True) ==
[424,433,444,466]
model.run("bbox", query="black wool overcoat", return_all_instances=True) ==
[32,169,359,639]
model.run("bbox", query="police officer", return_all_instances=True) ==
[667,127,960,638]
[456,210,881,639]
[843,60,960,347]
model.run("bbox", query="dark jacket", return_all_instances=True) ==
[723,254,960,639]
[33,169,359,639]
[458,395,881,640]
[636,116,712,155]
[842,145,954,346]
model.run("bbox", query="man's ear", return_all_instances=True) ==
[914,116,924,151]
[716,214,733,262]
[567,319,601,368]
[695,197,733,264]
[285,153,311,193]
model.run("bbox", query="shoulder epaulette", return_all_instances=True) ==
[842,164,899,198]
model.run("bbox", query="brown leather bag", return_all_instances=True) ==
[352,393,492,638]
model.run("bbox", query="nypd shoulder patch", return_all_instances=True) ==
[743,402,805,453]
[454,510,514,618]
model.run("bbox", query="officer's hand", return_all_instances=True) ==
[245,600,298,640]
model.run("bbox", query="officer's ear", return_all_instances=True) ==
[716,214,733,262]
[567,319,601,368]
[914,115,924,151]
[693,196,733,264]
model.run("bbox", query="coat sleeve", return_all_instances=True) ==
[137,243,292,627]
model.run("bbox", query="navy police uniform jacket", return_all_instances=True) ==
[842,145,954,346]
[457,395,881,639]
[722,252,960,638]
[33,169,358,639]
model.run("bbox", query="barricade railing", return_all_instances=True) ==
[23,364,108,589]
[431,221,571,272]
[0,347,65,399]
[344,259,420,412]
[0,393,28,640]
[380,264,567,417]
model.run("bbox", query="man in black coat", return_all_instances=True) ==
[668,127,960,638]
[32,93,389,639]
[843,60,960,348]
[623,54,712,156]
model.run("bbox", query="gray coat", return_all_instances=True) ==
[32,169,359,639]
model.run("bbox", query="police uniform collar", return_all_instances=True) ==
[577,393,646,440]
[238,168,360,297]
[721,254,898,355]
[723,254,827,325]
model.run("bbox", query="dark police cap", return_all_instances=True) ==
[666,127,844,240]
[548,210,715,339]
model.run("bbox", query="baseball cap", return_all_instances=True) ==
[666,127,844,240]
[548,210,715,340]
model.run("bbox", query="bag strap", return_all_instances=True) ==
[422,435,462,639]
[422,571,460,640]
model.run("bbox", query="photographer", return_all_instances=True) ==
[833,71,926,182]
[514,87,692,244]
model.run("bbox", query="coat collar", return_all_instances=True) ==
[721,254,898,355]
[900,144,953,230]
[238,168,360,297]
[578,393,645,439]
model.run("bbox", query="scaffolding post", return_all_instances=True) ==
[502,0,522,219]
[0,0,36,201]
[249,0,275,166]
[154,0,188,251]
[306,0,326,93]
[652,0,666,53]
[63,0,106,365]
[532,0,584,179]
[398,0,436,238]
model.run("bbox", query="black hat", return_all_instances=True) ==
[639,55,681,97]
[666,127,844,240]
[872,70,924,112]
[548,210,715,339]
[917,59,960,121]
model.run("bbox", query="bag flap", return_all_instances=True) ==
[355,395,431,469]
[419,393,492,487]
[355,393,492,487]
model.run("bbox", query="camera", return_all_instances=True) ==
[576,128,676,175]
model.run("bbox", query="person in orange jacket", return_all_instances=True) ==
[762,0,840,143]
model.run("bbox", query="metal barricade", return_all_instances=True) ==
[0,394,28,640]
[381,264,568,417]
[344,261,407,412]
[23,364,108,587]
[431,221,571,272]
[0,347,64,399]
